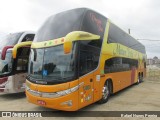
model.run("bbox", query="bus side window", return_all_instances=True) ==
[16,58,28,71]
[104,57,125,73]
[144,62,146,68]
[79,51,94,76]
[104,57,138,74]
[79,40,101,77]
[104,58,114,73]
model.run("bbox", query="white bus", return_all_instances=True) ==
[0,31,34,93]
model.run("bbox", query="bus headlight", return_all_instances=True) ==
[26,82,84,98]
[56,82,84,97]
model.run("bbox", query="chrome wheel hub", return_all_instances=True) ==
[102,85,109,100]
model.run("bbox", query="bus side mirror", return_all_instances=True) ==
[63,31,100,54]
[12,41,32,59]
[63,41,72,54]
[1,46,13,60]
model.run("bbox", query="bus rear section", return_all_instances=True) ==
[0,32,35,93]
[24,8,146,111]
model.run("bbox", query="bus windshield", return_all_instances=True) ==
[0,32,23,49]
[0,52,12,76]
[28,43,77,84]
[33,9,84,42]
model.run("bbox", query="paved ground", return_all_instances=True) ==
[0,76,160,120]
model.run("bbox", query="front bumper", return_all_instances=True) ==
[26,90,79,111]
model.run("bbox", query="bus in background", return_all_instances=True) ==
[0,32,34,93]
[13,8,146,111]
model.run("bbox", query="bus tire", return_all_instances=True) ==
[98,80,111,104]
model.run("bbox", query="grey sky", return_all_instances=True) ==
[0,0,160,58]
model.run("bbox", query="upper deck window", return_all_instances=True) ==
[34,8,107,42]
[107,23,146,54]
[34,9,85,42]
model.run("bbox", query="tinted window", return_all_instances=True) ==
[34,8,107,42]
[80,39,102,49]
[34,9,85,42]
[79,41,101,76]
[81,10,107,39]
[79,51,93,76]
[144,62,146,68]
[22,34,35,42]
[16,47,31,72]
[104,57,138,73]
[108,23,146,54]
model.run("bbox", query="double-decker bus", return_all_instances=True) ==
[13,8,146,111]
[0,32,34,93]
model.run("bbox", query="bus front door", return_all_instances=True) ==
[78,51,94,109]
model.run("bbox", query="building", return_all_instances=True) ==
[147,56,160,65]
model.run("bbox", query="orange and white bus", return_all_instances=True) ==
[13,8,146,110]
[0,32,34,93]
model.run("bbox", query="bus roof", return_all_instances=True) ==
[34,8,145,54]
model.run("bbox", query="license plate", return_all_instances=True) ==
[37,100,46,105]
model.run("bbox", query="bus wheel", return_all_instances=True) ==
[98,81,110,104]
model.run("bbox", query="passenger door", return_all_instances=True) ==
[13,47,30,91]
[78,51,94,108]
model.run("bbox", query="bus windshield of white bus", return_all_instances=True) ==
[0,51,12,76]
[0,32,23,49]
